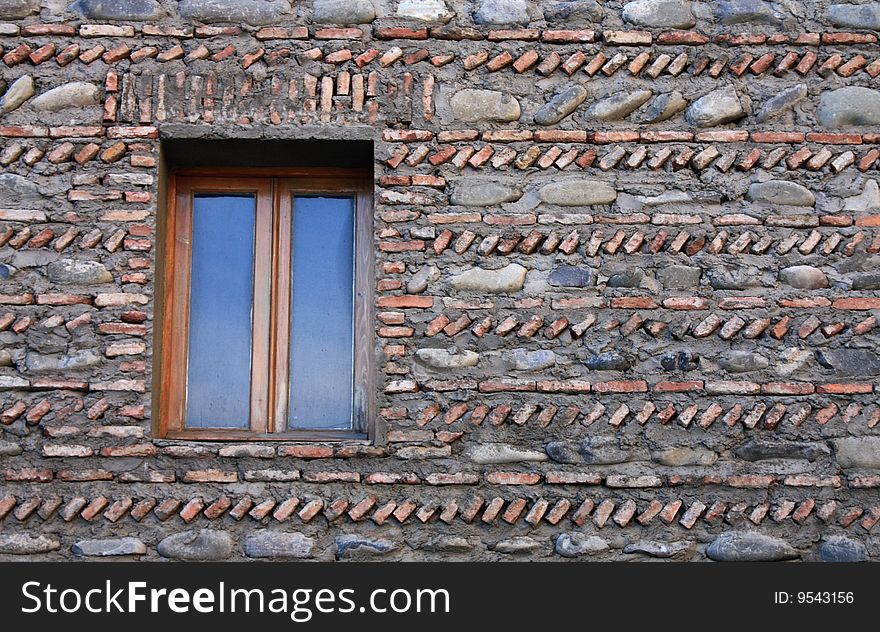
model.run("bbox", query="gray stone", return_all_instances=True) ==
[555,533,609,557]
[715,0,781,25]
[494,537,542,554]
[25,350,101,373]
[538,179,617,206]
[706,532,799,562]
[450,89,521,123]
[734,440,822,462]
[0,173,41,203]
[660,351,699,372]
[652,447,717,466]
[473,0,530,25]
[779,265,828,289]
[415,348,480,369]
[831,437,880,469]
[31,82,102,112]
[0,375,29,390]
[466,443,548,465]
[819,536,868,563]
[157,529,233,560]
[586,89,653,122]
[534,85,587,125]
[606,268,644,288]
[843,180,880,212]
[707,266,760,290]
[827,3,880,31]
[818,87,880,128]
[451,264,527,293]
[0,0,39,19]
[74,0,164,20]
[622,0,695,28]
[747,180,815,207]
[417,536,474,552]
[73,537,146,557]
[336,535,396,558]
[450,178,522,206]
[0,79,6,99]
[852,272,880,290]
[658,265,701,289]
[48,259,113,285]
[546,436,631,465]
[719,351,769,373]
[543,1,604,22]
[0,533,60,554]
[0,75,35,115]
[313,0,376,24]
[585,352,632,371]
[244,532,314,558]
[637,91,688,124]
[504,349,556,371]
[396,0,451,21]
[548,266,594,288]
[0,440,22,456]
[179,0,291,26]
[816,349,880,377]
[407,265,438,294]
[756,84,808,123]
[624,540,692,558]
[685,86,746,128]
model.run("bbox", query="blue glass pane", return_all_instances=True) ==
[185,194,255,429]
[289,196,355,430]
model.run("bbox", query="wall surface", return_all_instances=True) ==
[1,0,879,562]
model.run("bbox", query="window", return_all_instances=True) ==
[158,170,374,440]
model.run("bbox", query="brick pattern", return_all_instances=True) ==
[0,2,879,561]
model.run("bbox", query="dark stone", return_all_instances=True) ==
[0,173,42,204]
[818,87,880,128]
[734,440,822,462]
[660,351,699,372]
[73,0,163,20]
[606,268,643,288]
[336,535,397,558]
[707,267,760,290]
[816,349,880,377]
[827,3,880,31]
[658,265,701,289]
[706,532,799,562]
[585,352,632,371]
[544,441,581,464]
[756,84,808,123]
[585,89,653,121]
[579,436,631,465]
[543,1,604,22]
[685,86,745,128]
[819,536,868,563]
[157,530,233,560]
[534,85,587,126]
[715,0,781,25]
[637,91,688,124]
[719,351,768,373]
[179,0,291,26]
[852,273,880,290]
[548,266,593,288]
[0,0,39,20]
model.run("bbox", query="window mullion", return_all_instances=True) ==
[249,181,274,434]
[270,180,293,433]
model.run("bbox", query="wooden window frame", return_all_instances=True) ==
[158,168,375,441]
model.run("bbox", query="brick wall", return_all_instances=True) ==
[0,0,879,562]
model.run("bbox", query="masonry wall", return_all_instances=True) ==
[1,0,879,562]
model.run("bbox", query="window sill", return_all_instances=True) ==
[160,429,370,442]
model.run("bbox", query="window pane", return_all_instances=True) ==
[289,196,355,430]
[185,194,256,428]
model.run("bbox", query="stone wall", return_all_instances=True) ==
[0,0,879,562]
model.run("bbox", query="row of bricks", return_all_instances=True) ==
[0,225,150,254]
[8,466,869,489]
[408,398,880,430]
[0,309,147,338]
[0,141,152,168]
[383,227,880,257]
[381,310,877,343]
[1,23,876,46]
[1,397,143,427]
[385,142,880,174]
[0,492,877,532]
